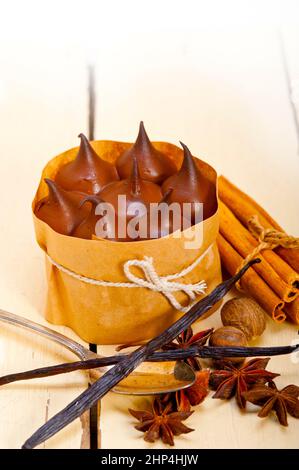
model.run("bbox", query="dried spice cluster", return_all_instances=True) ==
[209,357,278,409]
[1,265,298,449]
[218,176,299,324]
[129,398,194,446]
[129,328,299,446]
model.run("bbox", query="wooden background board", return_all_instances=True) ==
[0,2,299,449]
[0,39,91,448]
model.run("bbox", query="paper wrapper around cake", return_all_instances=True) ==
[32,140,221,345]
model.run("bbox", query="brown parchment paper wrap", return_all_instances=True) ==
[32,140,221,344]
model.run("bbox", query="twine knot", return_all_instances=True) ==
[236,215,299,290]
[47,246,212,313]
[124,256,207,313]
[248,215,299,250]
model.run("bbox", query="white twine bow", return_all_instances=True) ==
[123,255,207,312]
[47,245,211,313]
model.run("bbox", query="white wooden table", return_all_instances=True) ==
[0,2,298,449]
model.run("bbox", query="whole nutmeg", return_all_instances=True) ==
[221,297,266,341]
[209,326,248,366]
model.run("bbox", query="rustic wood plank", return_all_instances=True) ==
[0,40,91,448]
[1,8,298,449]
[95,27,299,449]
[280,25,299,142]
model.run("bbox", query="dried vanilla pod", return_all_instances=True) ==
[1,342,298,387]
[55,133,119,194]
[116,121,177,183]
[34,179,88,235]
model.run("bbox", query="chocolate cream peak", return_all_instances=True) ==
[116,121,177,184]
[34,179,89,235]
[99,160,162,241]
[162,142,216,221]
[179,141,200,184]
[55,133,119,195]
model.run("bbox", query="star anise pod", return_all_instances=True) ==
[163,326,213,370]
[209,358,279,409]
[243,381,299,426]
[129,396,194,446]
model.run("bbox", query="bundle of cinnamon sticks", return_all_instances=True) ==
[218,176,299,324]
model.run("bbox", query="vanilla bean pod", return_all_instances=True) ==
[22,259,259,449]
[1,343,298,387]
[151,344,299,360]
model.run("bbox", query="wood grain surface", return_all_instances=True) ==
[0,2,298,449]
[0,38,91,449]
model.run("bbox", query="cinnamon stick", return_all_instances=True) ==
[218,175,299,277]
[284,297,299,324]
[219,201,298,302]
[277,246,299,274]
[217,233,285,321]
